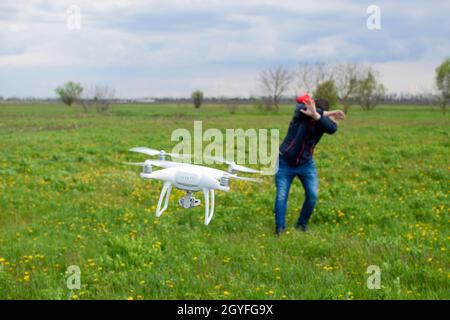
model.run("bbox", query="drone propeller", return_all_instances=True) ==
[129,147,191,159]
[206,156,260,174]
[123,159,182,168]
[228,175,262,183]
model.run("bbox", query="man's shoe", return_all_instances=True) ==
[295,223,308,232]
[275,227,286,238]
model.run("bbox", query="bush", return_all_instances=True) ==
[55,81,83,106]
[80,85,115,113]
[191,90,204,109]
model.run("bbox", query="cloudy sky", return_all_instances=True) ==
[0,0,449,98]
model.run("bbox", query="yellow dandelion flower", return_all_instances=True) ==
[222,257,231,263]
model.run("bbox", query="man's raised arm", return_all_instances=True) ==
[317,109,337,134]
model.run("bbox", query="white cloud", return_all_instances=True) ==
[0,0,448,97]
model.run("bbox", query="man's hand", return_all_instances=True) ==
[300,97,321,120]
[325,109,346,124]
[324,110,346,120]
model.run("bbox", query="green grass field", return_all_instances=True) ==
[0,103,448,300]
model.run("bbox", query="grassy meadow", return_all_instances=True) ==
[0,102,448,300]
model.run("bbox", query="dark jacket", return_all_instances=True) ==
[279,103,337,166]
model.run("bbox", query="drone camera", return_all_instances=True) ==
[178,192,201,209]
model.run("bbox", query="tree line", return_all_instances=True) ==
[257,62,384,113]
[50,58,449,114]
[257,58,449,114]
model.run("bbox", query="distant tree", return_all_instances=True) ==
[334,63,365,113]
[313,80,339,109]
[435,58,450,115]
[259,65,293,111]
[355,69,385,111]
[191,90,204,109]
[81,85,115,113]
[55,81,83,106]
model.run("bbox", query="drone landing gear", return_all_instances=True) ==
[155,185,215,226]
[156,182,172,217]
[203,188,215,226]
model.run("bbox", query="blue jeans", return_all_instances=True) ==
[274,156,319,230]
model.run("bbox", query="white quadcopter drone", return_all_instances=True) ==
[125,147,262,225]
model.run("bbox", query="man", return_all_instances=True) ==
[274,95,345,236]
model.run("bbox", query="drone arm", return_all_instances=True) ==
[203,188,215,225]
[156,182,172,217]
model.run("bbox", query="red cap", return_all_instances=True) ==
[296,93,312,104]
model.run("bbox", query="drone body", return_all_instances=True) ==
[126,147,261,225]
